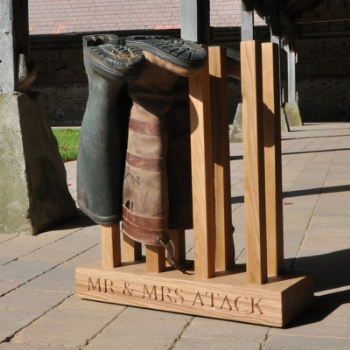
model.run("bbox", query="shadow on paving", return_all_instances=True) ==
[281,250,350,329]
[231,184,350,204]
[282,133,350,141]
[283,147,350,156]
[46,210,96,232]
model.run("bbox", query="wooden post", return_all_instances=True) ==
[167,229,186,266]
[261,43,284,276]
[181,0,210,44]
[241,0,254,41]
[287,48,296,104]
[101,224,121,268]
[146,246,166,273]
[189,46,216,279]
[0,0,30,92]
[123,233,142,262]
[209,46,234,271]
[241,40,267,285]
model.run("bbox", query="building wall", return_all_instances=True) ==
[30,29,350,126]
[30,37,88,126]
[296,36,350,122]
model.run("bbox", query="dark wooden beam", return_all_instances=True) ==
[296,10,350,23]
[181,0,210,44]
[262,0,296,34]
[0,0,30,92]
[242,0,255,11]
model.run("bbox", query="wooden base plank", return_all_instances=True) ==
[101,224,121,268]
[76,261,313,327]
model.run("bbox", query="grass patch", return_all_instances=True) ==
[52,128,80,162]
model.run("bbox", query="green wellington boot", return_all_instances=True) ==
[77,34,144,225]
[122,36,207,246]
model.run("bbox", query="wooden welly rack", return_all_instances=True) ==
[76,42,313,327]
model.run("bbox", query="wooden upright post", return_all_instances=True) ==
[209,46,234,271]
[123,233,142,262]
[261,43,284,276]
[146,246,166,273]
[241,41,267,285]
[101,225,121,268]
[189,47,216,279]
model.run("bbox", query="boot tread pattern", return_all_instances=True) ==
[126,35,207,68]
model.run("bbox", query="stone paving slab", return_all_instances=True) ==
[11,296,125,348]
[0,289,71,312]
[0,309,43,343]
[0,281,22,297]
[0,123,350,349]
[86,308,191,350]
[173,337,261,350]
[0,344,78,350]
[0,261,58,282]
[264,335,350,350]
[20,268,76,293]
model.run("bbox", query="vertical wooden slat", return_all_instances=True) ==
[122,233,142,262]
[189,46,216,279]
[167,229,186,266]
[209,46,234,272]
[101,224,121,268]
[241,40,267,285]
[262,43,284,276]
[146,246,166,273]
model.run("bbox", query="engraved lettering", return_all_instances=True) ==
[123,282,134,297]
[234,296,250,313]
[175,288,184,304]
[88,277,101,292]
[103,279,114,294]
[206,292,219,308]
[161,286,175,303]
[251,298,263,314]
[192,292,204,306]
[220,295,232,311]
[143,285,157,300]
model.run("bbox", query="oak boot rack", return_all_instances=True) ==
[76,42,313,327]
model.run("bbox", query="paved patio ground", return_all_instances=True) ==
[0,123,349,349]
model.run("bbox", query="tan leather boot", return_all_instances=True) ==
[122,36,207,247]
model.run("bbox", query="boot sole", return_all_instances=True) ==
[83,35,144,82]
[125,35,207,69]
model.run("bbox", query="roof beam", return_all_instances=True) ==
[261,0,296,35]
[296,10,350,23]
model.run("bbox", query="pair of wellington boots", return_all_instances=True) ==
[77,34,207,248]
